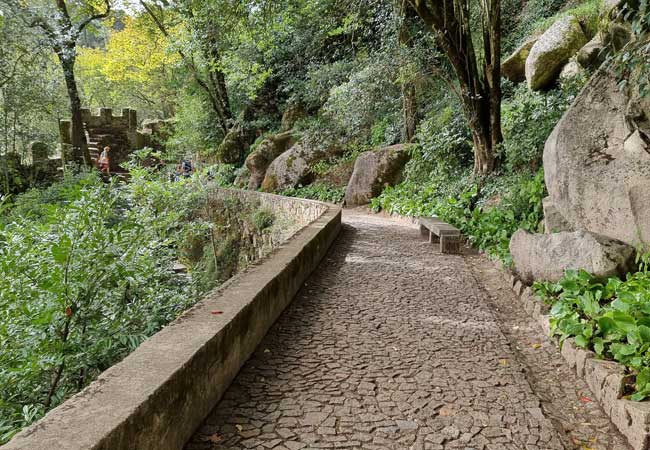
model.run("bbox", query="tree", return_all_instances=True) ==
[407,0,502,174]
[398,0,419,143]
[139,0,235,135]
[77,15,180,117]
[2,0,113,167]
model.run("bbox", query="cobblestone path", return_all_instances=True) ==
[186,211,629,450]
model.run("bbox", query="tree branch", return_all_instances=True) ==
[77,0,112,34]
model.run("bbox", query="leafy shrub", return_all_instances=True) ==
[534,261,650,400]
[252,208,275,231]
[501,78,584,173]
[280,183,346,203]
[406,105,473,180]
[614,0,650,97]
[0,171,285,442]
[0,178,196,443]
[373,170,546,262]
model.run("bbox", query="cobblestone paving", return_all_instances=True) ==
[186,211,627,450]
[467,257,630,450]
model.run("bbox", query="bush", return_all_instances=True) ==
[534,259,650,400]
[373,170,546,263]
[280,183,346,203]
[252,208,275,231]
[501,78,585,174]
[0,171,284,442]
[407,105,473,180]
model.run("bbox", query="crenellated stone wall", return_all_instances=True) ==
[59,108,173,171]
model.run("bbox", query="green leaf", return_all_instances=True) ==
[574,334,589,348]
[639,325,650,344]
[611,311,637,333]
[51,235,72,265]
[593,337,604,356]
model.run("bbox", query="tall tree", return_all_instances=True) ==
[398,0,419,143]
[408,0,502,174]
[2,0,113,167]
[139,0,234,135]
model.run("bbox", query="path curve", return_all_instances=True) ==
[186,211,629,450]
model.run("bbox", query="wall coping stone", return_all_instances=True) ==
[4,190,341,450]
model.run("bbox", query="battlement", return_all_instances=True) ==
[80,108,138,132]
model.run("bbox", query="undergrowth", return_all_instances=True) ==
[534,257,650,400]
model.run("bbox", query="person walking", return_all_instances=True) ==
[98,146,111,174]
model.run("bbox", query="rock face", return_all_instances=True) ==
[542,197,572,233]
[502,38,537,83]
[526,16,588,90]
[510,229,635,284]
[544,69,650,247]
[344,145,411,207]
[577,36,606,69]
[245,131,296,190]
[280,104,307,131]
[262,142,336,192]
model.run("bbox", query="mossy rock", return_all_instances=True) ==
[525,15,588,90]
[217,129,246,164]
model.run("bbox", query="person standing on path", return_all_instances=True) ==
[98,146,111,174]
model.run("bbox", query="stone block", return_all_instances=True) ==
[440,235,460,254]
[610,400,650,450]
[560,338,577,370]
[574,346,595,378]
[584,359,621,403]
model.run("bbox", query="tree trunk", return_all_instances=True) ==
[58,53,92,167]
[399,2,418,143]
[402,82,417,142]
[408,0,502,175]
[201,24,233,135]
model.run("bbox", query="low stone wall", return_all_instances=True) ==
[218,188,329,228]
[4,191,341,450]
[496,262,650,450]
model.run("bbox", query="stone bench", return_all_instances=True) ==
[419,217,461,254]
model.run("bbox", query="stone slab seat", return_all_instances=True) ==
[419,217,461,254]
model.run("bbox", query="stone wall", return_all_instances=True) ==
[59,108,172,171]
[4,190,341,450]
[216,188,329,227]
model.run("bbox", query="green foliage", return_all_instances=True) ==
[280,183,346,203]
[406,106,473,180]
[534,263,650,400]
[500,78,585,173]
[252,208,275,231]
[0,170,283,442]
[372,170,546,262]
[615,0,650,97]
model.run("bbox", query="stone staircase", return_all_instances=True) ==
[84,124,130,174]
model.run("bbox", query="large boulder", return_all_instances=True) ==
[344,144,411,207]
[559,59,584,80]
[216,128,247,164]
[544,69,650,247]
[510,229,635,284]
[502,38,537,83]
[576,35,606,69]
[245,131,296,190]
[526,16,588,90]
[261,142,338,192]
